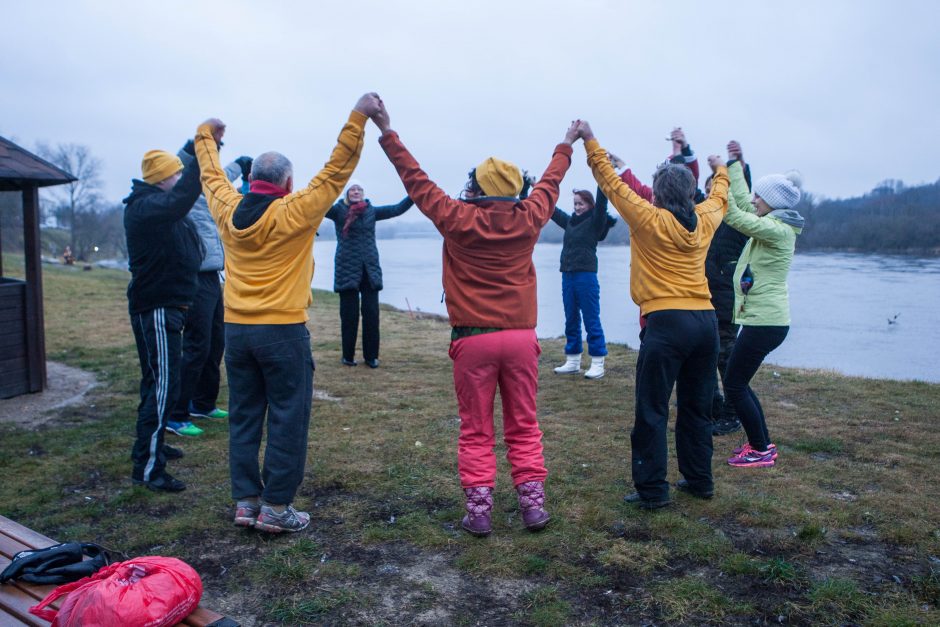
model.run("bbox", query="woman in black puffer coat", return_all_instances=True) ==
[324,180,413,368]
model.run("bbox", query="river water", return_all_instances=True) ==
[311,239,940,383]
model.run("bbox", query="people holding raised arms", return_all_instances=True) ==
[372,97,578,537]
[575,120,729,509]
[717,154,804,469]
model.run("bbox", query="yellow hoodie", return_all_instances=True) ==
[584,138,729,316]
[195,111,366,324]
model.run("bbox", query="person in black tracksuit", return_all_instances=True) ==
[704,141,752,435]
[324,182,412,368]
[124,145,204,492]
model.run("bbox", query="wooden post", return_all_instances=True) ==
[21,186,46,392]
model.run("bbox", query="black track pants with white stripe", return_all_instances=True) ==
[130,307,185,482]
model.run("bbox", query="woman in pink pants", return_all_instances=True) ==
[374,101,579,536]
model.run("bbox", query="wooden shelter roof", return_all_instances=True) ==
[0,136,76,191]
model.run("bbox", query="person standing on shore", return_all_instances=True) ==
[549,188,616,379]
[704,141,751,437]
[374,99,577,537]
[165,146,247,438]
[577,120,728,509]
[720,158,804,469]
[324,181,413,368]
[194,93,385,533]
[124,141,208,492]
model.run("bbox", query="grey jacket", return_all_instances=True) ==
[178,150,240,272]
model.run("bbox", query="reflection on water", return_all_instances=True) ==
[312,239,940,383]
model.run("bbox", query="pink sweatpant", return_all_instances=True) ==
[448,329,547,489]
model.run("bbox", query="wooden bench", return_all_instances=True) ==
[0,515,239,626]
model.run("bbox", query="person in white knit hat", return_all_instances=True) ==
[713,154,805,470]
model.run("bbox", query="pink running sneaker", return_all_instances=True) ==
[728,447,776,468]
[732,442,778,460]
[234,500,260,527]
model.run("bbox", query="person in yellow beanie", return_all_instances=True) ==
[373,98,581,537]
[124,132,220,492]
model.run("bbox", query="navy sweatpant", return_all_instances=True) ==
[225,323,314,505]
[172,272,224,419]
[130,307,185,482]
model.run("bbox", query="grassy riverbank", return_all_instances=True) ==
[1,255,939,625]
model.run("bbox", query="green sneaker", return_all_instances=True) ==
[166,421,204,437]
[189,406,228,419]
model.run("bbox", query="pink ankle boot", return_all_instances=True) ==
[516,481,550,531]
[461,487,493,537]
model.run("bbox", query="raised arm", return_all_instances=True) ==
[286,93,383,224]
[550,207,570,229]
[518,121,577,227]
[722,161,789,243]
[373,196,414,220]
[579,121,658,231]
[128,145,203,228]
[195,119,242,225]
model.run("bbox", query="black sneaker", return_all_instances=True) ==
[675,479,714,499]
[163,445,184,461]
[342,358,357,367]
[623,492,671,510]
[365,359,380,369]
[712,418,742,436]
[133,472,186,492]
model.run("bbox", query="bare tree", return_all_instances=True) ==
[36,142,104,259]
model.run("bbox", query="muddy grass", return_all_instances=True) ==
[1,257,938,626]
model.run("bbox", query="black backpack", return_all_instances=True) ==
[0,542,110,585]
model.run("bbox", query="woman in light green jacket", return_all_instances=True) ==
[713,157,804,469]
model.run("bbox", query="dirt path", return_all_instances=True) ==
[0,361,98,428]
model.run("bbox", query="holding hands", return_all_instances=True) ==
[200,118,226,146]
[707,154,724,172]
[727,140,743,164]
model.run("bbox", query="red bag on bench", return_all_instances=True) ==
[29,556,202,627]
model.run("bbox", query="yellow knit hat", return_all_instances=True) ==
[141,150,183,185]
[475,157,523,197]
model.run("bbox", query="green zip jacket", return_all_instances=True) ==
[724,161,803,326]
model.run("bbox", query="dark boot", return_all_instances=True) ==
[461,487,493,537]
[516,481,550,531]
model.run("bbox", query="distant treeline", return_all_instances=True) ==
[320,178,940,256]
[795,179,940,255]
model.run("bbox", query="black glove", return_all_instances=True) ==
[182,139,196,156]
[235,156,253,179]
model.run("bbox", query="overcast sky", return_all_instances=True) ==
[2,1,938,219]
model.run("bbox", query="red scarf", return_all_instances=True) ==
[249,180,290,198]
[341,201,369,237]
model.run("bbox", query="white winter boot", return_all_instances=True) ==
[584,356,605,379]
[553,354,582,375]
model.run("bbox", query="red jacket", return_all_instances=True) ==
[379,131,572,329]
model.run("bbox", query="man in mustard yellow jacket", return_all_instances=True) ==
[194,93,384,533]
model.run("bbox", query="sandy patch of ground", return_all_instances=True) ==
[0,361,98,428]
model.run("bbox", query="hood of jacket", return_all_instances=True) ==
[768,208,805,231]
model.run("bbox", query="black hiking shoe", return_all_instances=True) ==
[675,479,714,499]
[712,418,742,436]
[163,445,184,460]
[623,492,671,510]
[133,472,186,492]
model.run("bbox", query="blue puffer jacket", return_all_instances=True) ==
[324,197,413,292]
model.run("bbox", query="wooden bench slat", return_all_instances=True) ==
[0,516,239,627]
[0,581,48,626]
